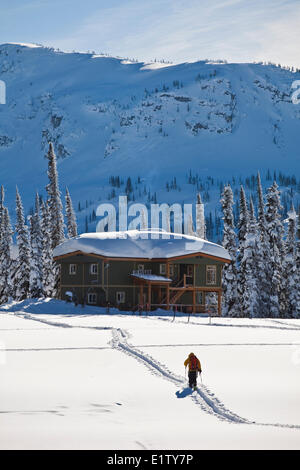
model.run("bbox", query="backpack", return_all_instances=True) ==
[190,355,198,371]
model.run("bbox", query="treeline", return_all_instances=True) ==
[95,169,299,243]
[0,143,77,303]
[221,173,300,318]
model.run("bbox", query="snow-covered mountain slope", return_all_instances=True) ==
[0,43,299,233]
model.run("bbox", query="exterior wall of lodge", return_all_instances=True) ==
[56,253,224,311]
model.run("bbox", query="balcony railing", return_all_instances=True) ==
[132,269,152,275]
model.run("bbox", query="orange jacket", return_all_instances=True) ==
[184,353,201,372]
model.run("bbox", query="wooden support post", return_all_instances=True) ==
[218,290,222,316]
[148,282,151,311]
[192,289,196,314]
[102,260,105,290]
[58,262,62,299]
[139,284,143,308]
[82,263,85,303]
[166,285,170,310]
[166,261,170,278]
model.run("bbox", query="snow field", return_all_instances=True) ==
[0,301,300,449]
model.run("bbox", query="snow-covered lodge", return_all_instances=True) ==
[53,230,231,315]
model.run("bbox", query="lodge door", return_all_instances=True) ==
[180,264,193,285]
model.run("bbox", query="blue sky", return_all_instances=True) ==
[1,0,300,67]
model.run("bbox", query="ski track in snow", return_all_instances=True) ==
[11,312,300,430]
[154,316,300,331]
[267,319,300,330]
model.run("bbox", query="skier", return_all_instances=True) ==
[184,352,202,390]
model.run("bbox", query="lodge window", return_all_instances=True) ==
[169,264,174,277]
[90,263,98,275]
[206,265,217,285]
[116,291,125,304]
[137,264,144,273]
[160,264,166,275]
[69,264,77,275]
[87,293,97,304]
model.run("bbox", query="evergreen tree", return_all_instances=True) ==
[0,186,5,270]
[220,185,238,316]
[46,142,65,249]
[0,207,13,303]
[284,206,298,317]
[65,187,78,238]
[256,172,269,316]
[0,185,4,237]
[237,186,249,263]
[29,194,44,298]
[125,177,133,195]
[236,186,249,316]
[257,172,267,244]
[40,200,55,296]
[294,237,300,318]
[15,188,30,300]
[241,198,260,317]
[265,182,284,317]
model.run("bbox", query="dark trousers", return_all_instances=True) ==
[188,370,197,388]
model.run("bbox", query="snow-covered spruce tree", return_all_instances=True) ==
[0,207,13,303]
[29,194,44,298]
[220,185,238,316]
[46,142,65,249]
[0,186,5,275]
[40,200,56,297]
[15,188,30,300]
[265,182,285,317]
[294,237,300,318]
[0,185,4,238]
[237,186,249,261]
[236,186,249,317]
[283,206,298,317]
[241,198,260,317]
[65,187,78,238]
[196,193,206,239]
[257,172,268,244]
[255,172,270,316]
[296,206,300,318]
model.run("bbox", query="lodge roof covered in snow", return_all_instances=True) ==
[53,230,231,262]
